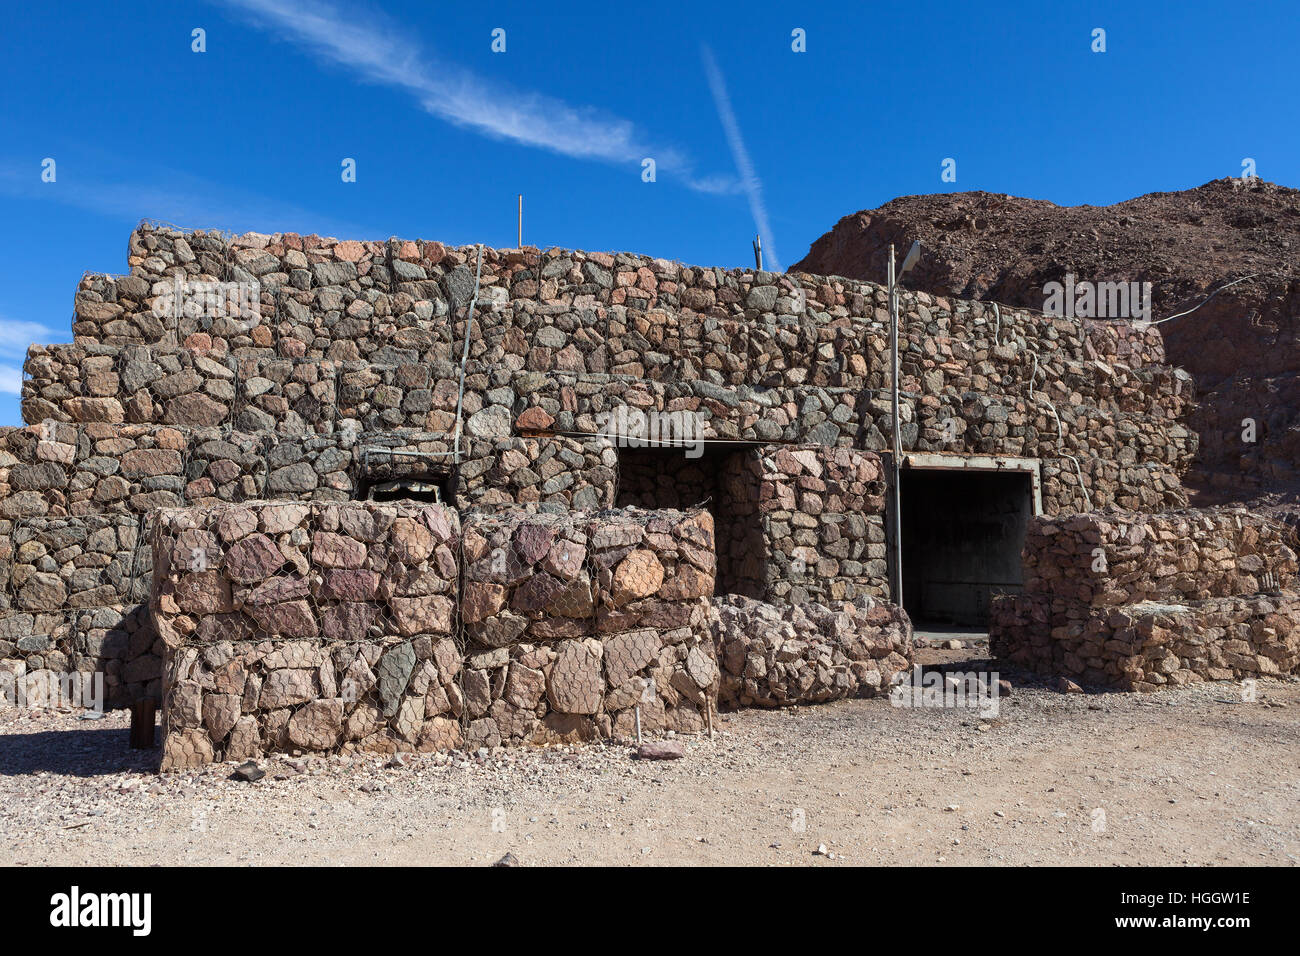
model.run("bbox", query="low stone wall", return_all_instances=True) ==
[990,507,1300,689]
[6,514,145,613]
[154,501,462,768]
[1020,508,1297,605]
[152,502,719,768]
[0,604,157,710]
[77,225,1167,377]
[459,508,718,746]
[711,594,912,708]
[991,592,1300,690]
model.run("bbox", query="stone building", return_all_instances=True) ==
[0,222,1207,728]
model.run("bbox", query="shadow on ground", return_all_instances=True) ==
[0,721,159,777]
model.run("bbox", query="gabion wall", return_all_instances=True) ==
[989,508,1300,689]
[152,502,718,768]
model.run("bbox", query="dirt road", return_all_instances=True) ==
[2,667,1296,866]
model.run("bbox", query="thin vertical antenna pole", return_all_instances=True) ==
[753,234,763,271]
[517,194,523,247]
[889,245,904,607]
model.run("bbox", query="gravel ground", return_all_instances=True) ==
[2,655,1297,867]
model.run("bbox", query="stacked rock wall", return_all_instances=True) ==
[458,508,718,747]
[990,508,1300,689]
[0,423,616,517]
[2,221,1206,712]
[153,501,462,767]
[616,443,888,603]
[151,502,718,767]
[0,422,617,709]
[712,594,913,708]
[50,223,1196,515]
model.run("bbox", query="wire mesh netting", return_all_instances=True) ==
[152,501,720,767]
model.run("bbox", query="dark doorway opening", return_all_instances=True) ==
[615,442,765,598]
[900,468,1032,629]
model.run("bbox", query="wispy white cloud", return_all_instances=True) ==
[0,364,25,396]
[0,318,62,352]
[0,317,58,401]
[218,0,737,194]
[0,163,380,240]
[701,46,780,271]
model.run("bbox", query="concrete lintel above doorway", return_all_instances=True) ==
[903,452,1043,517]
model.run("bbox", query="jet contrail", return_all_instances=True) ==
[701,45,781,271]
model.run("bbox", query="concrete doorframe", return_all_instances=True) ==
[886,452,1043,618]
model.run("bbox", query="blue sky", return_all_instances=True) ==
[1,0,1297,426]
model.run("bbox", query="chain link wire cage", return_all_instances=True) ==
[152,499,720,767]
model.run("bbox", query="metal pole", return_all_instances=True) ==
[517,194,523,247]
[753,234,763,271]
[889,245,904,607]
[452,244,485,466]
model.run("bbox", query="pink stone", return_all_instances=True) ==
[225,534,285,583]
[248,599,319,638]
[512,523,556,566]
[320,569,380,601]
[334,240,365,261]
[312,531,366,569]
[390,594,454,636]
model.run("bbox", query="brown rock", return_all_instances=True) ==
[469,611,530,648]
[259,503,311,534]
[512,523,556,566]
[225,717,262,761]
[164,393,228,426]
[248,600,319,638]
[160,728,215,771]
[462,581,506,623]
[321,602,380,641]
[546,639,603,714]
[659,564,713,601]
[417,716,462,752]
[319,569,380,601]
[258,668,318,708]
[65,397,125,423]
[18,573,67,611]
[312,531,366,569]
[510,573,565,613]
[543,540,586,580]
[515,406,555,431]
[611,550,665,606]
[288,699,343,750]
[603,629,661,686]
[216,508,259,542]
[504,661,546,709]
[390,517,435,563]
[120,448,183,478]
[635,740,685,760]
[390,594,454,636]
[225,533,285,583]
[174,571,233,614]
[246,576,310,605]
[202,693,241,743]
